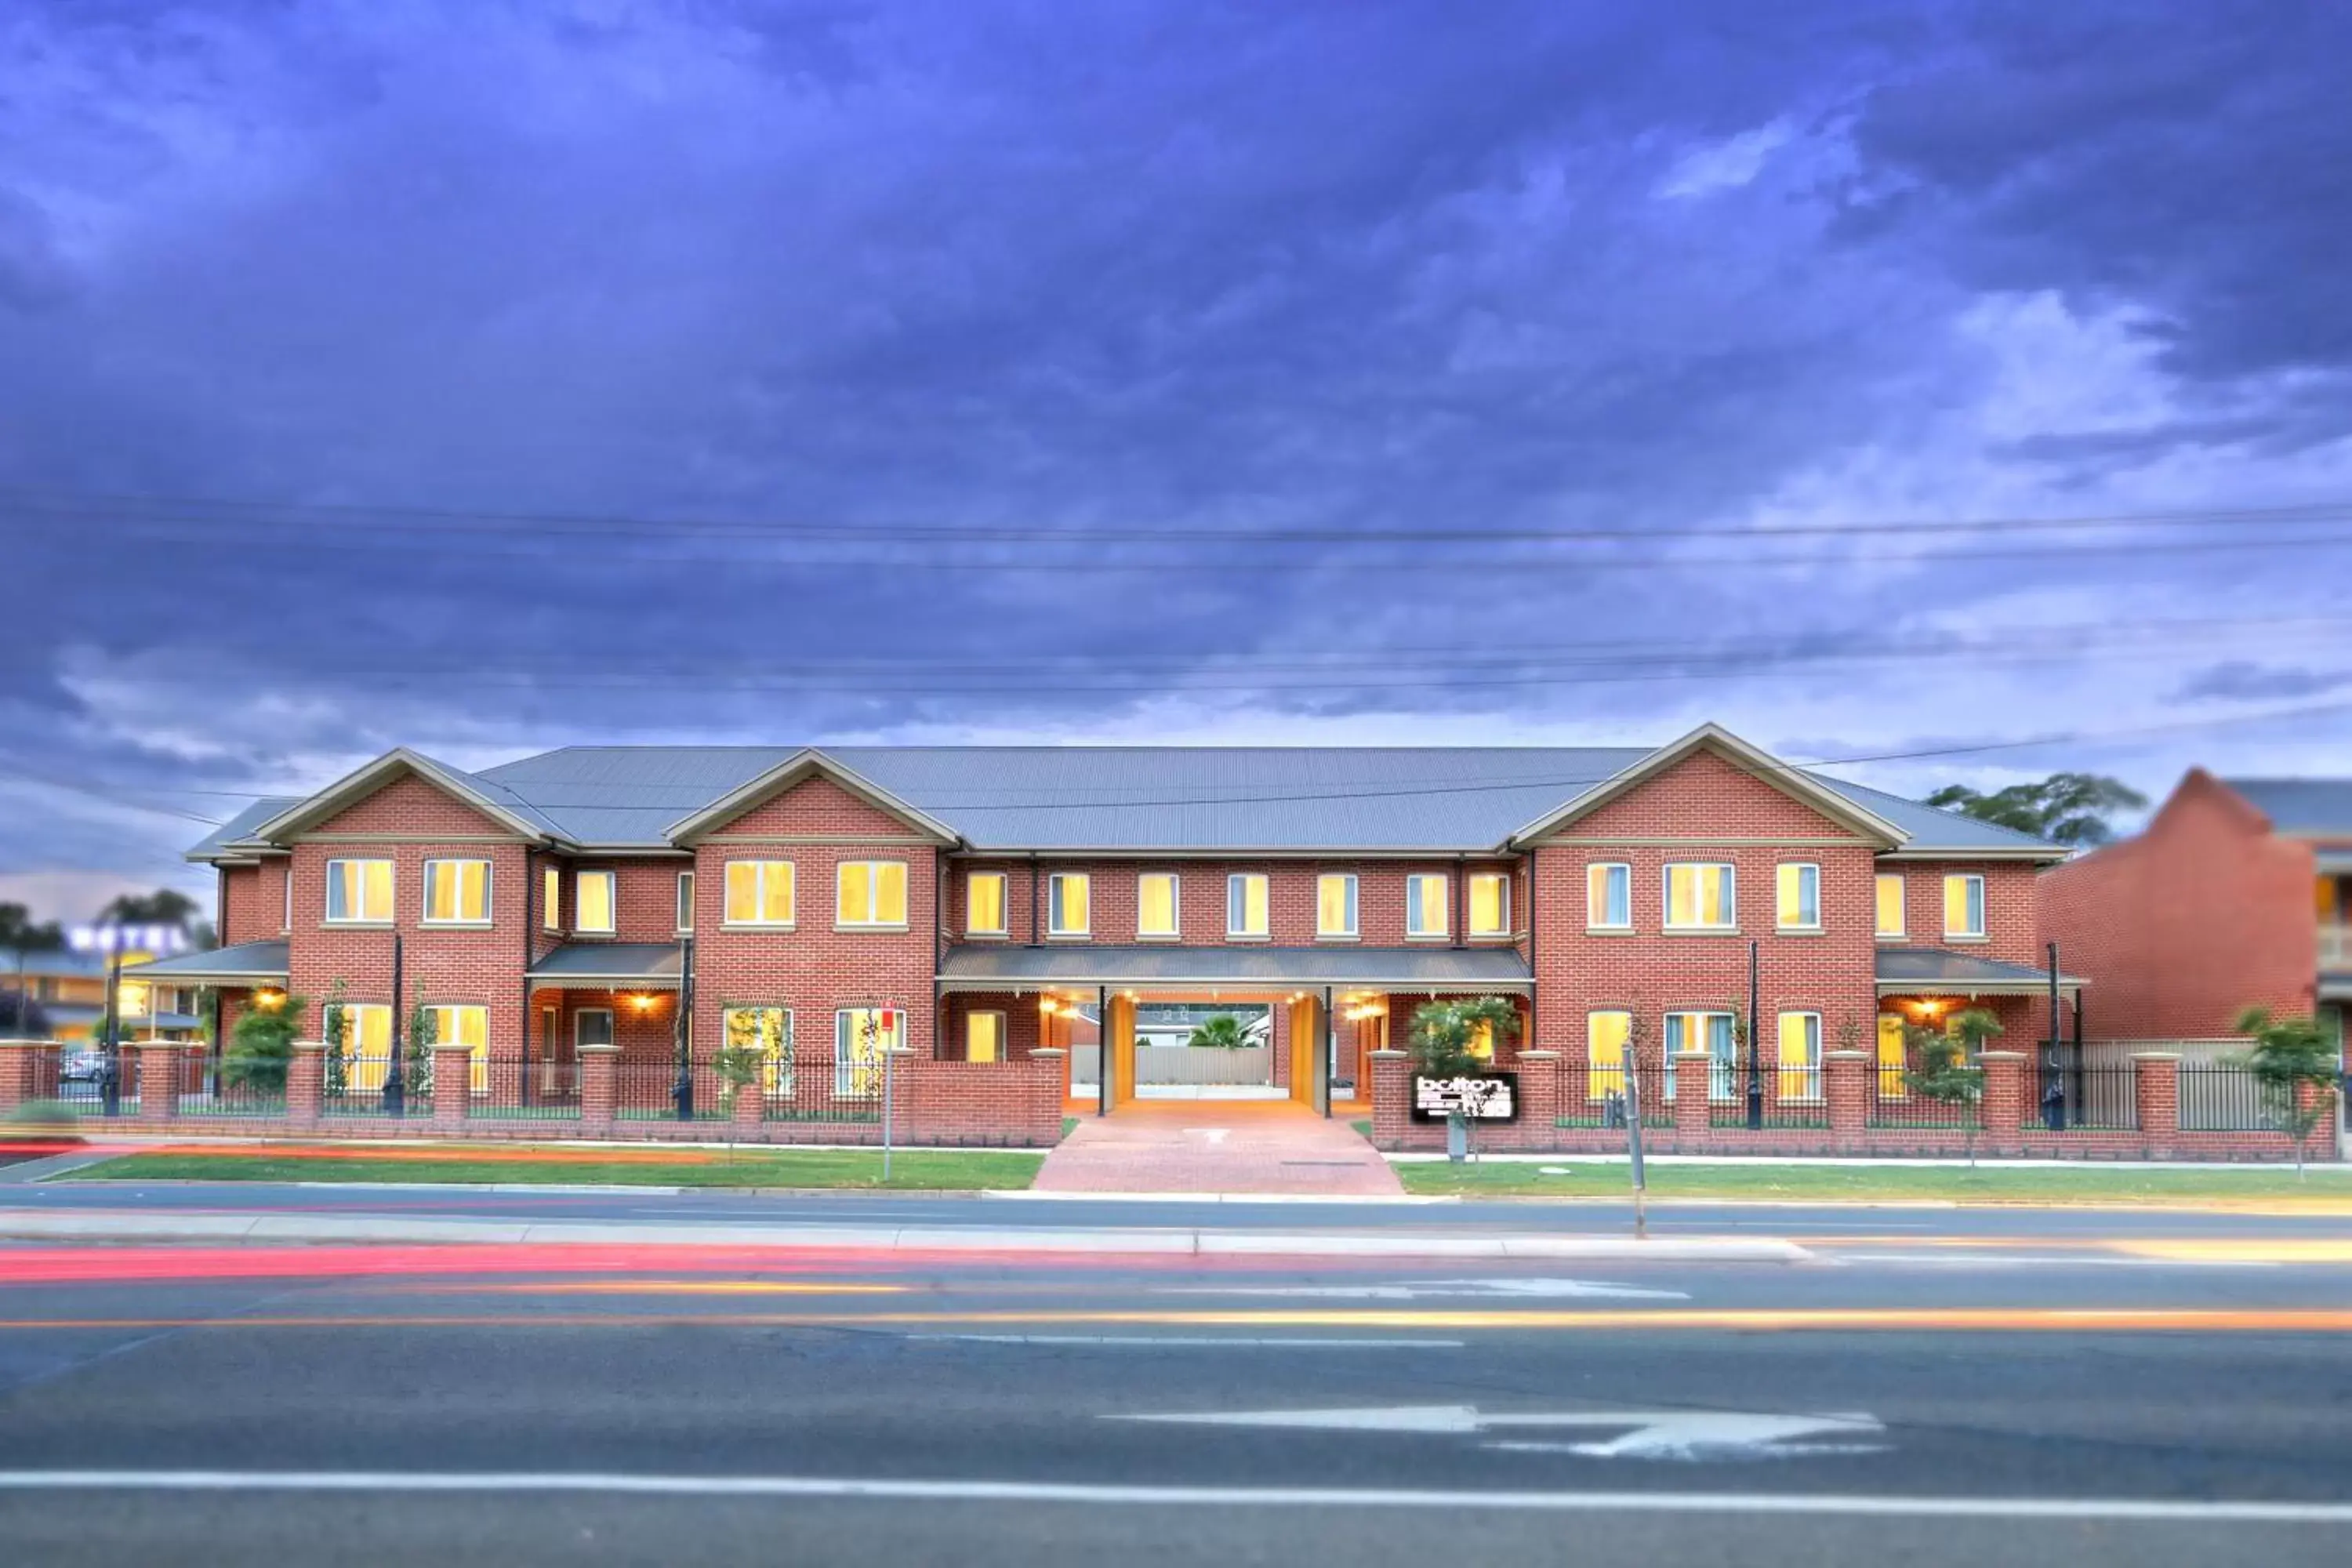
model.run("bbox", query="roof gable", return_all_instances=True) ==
[245,750,559,846]
[1508,724,1907,848]
[665,749,957,845]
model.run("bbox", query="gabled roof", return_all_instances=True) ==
[2221,777,2352,837]
[245,750,563,846]
[663,749,958,844]
[1506,724,1907,849]
[186,796,304,862]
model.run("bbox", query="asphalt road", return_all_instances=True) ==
[1,1196,2350,1565]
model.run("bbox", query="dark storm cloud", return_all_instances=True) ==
[1,0,2348,907]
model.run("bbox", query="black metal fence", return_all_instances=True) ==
[180,1058,285,1118]
[1559,1062,1671,1128]
[2034,1049,2137,1131]
[465,1054,581,1121]
[2177,1061,2274,1132]
[764,1045,886,1126]
[322,1047,434,1118]
[614,1053,728,1123]
[1867,1071,1978,1129]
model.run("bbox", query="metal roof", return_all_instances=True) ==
[938,943,1533,989]
[119,941,291,982]
[186,797,302,860]
[2223,779,2352,837]
[1876,948,2082,993]
[526,942,684,985]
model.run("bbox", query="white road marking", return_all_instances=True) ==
[1833,1253,2278,1269]
[1112,1405,1884,1460]
[904,1336,1464,1348]
[1158,1278,1688,1301]
[0,1472,2342,1523]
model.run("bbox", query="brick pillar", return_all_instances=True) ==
[732,1058,768,1131]
[433,1043,474,1129]
[2132,1053,2180,1154]
[1029,1049,1067,1145]
[1671,1051,1712,1138]
[0,1040,58,1112]
[578,1044,619,1136]
[133,1043,178,1123]
[1370,1049,1410,1145]
[1823,1050,1870,1138]
[1978,1050,2027,1150]
[285,1041,325,1130]
[1515,1051,1559,1148]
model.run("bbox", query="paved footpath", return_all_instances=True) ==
[1034,1102,1404,1196]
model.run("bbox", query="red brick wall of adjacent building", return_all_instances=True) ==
[217,861,292,946]
[2041,770,2318,1039]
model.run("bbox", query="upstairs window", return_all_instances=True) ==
[1138,872,1181,938]
[1663,863,1736,931]
[676,871,695,934]
[1468,871,1511,937]
[1875,873,1905,938]
[724,861,795,927]
[574,869,616,935]
[1226,873,1269,938]
[542,865,561,932]
[422,858,492,926]
[1405,873,1449,938]
[1775,863,1820,931]
[1048,872,1090,936]
[325,859,394,924]
[1944,873,1986,939]
[967,871,1009,937]
[1316,873,1359,938]
[837,860,909,928]
[1587,863,1631,930]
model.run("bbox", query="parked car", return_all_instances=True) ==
[58,1047,106,1083]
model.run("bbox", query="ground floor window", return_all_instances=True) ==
[723,1006,790,1093]
[1777,1011,1821,1102]
[836,1007,905,1098]
[1877,1013,1907,1098]
[967,1009,1005,1063]
[1665,1011,1735,1099]
[423,1004,490,1093]
[1586,1010,1630,1101]
[334,1004,394,1091]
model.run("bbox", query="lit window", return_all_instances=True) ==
[1468,1017,1499,1060]
[967,1010,1005,1064]
[1777,1011,1820,1101]
[1586,1010,1630,1102]
[1138,872,1181,938]
[835,1006,906,1098]
[1587,863,1631,930]
[676,871,695,934]
[422,859,492,925]
[333,1004,394,1091]
[967,871,1008,936]
[1049,873,1090,936]
[837,860,909,927]
[1775,863,1819,931]
[724,1006,790,1094]
[724,861,795,927]
[1405,873,1449,938]
[543,866,561,932]
[1468,871,1510,937]
[1875,873,1905,938]
[1663,863,1736,931]
[281,869,292,932]
[1877,1013,1908,1098]
[422,1004,490,1093]
[324,859,394,924]
[1226,873,1269,938]
[1944,873,1986,939]
[1665,1010,1735,1098]
[574,870,616,935]
[1317,873,1359,938]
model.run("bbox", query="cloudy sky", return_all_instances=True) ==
[4,0,2350,917]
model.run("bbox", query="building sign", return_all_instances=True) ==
[1410,1072,1519,1123]
[68,924,189,957]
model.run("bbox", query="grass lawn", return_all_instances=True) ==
[1394,1158,2352,1205]
[70,1143,1044,1191]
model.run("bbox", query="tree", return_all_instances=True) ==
[1,902,66,1040]
[1406,996,1523,1162]
[1186,1014,1250,1050]
[225,992,304,1093]
[0,990,51,1038]
[1924,772,2148,847]
[2231,1007,2342,1178]
[1904,1007,1998,1166]
[96,887,215,950]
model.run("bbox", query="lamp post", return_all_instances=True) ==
[673,936,695,1120]
[1744,938,1763,1130]
[381,934,405,1116]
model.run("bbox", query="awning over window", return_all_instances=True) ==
[117,940,289,985]
[527,942,684,988]
[938,944,1531,993]
[1877,949,2083,995]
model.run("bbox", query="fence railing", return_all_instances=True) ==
[2034,1053,2138,1131]
[1559,1062,1672,1128]
[614,1054,728,1122]
[2176,1061,2276,1132]
[1867,1072,1978,1129]
[322,1048,434,1118]
[765,1046,887,1124]
[180,1062,286,1118]
[466,1054,581,1121]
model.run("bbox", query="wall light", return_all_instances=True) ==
[630,993,659,1013]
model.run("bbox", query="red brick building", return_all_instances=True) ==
[112,725,2081,1146]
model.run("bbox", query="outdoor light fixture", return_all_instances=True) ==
[253,988,286,1011]
[630,993,656,1013]
[1040,996,1059,1014]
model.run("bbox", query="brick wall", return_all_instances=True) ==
[217,861,290,945]
[1878,858,2042,965]
[2041,770,2318,1038]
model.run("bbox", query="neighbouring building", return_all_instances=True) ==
[2,947,207,1045]
[115,724,2081,1143]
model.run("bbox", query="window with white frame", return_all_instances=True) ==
[1468,871,1510,937]
[574,869,616,935]
[281,867,292,932]
[1316,873,1359,938]
[1775,862,1820,931]
[1048,872,1090,936]
[1944,873,1987,939]
[1664,1010,1736,1099]
[966,870,1008,937]
[542,865,561,931]
[676,871,695,934]
[1405,873,1449,938]
[324,859,394,924]
[724,861,795,927]
[724,1005,790,1094]
[1138,872,1181,938]
[422,858,492,925]
[1587,862,1631,930]
[835,1005,905,1098]
[836,860,909,928]
[1875,873,1906,938]
[1777,1011,1821,1102]
[1226,873,1269,938]
[966,1009,1005,1064]
[1586,1010,1631,1102]
[422,1004,490,1093]
[1663,863,1736,931]
[334,1004,394,1091]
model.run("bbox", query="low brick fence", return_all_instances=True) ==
[1369,1048,2341,1163]
[0,1040,1069,1149]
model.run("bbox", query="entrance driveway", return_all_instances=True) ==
[1033,1100,1403,1196]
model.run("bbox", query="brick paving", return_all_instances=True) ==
[1033,1099,1403,1195]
